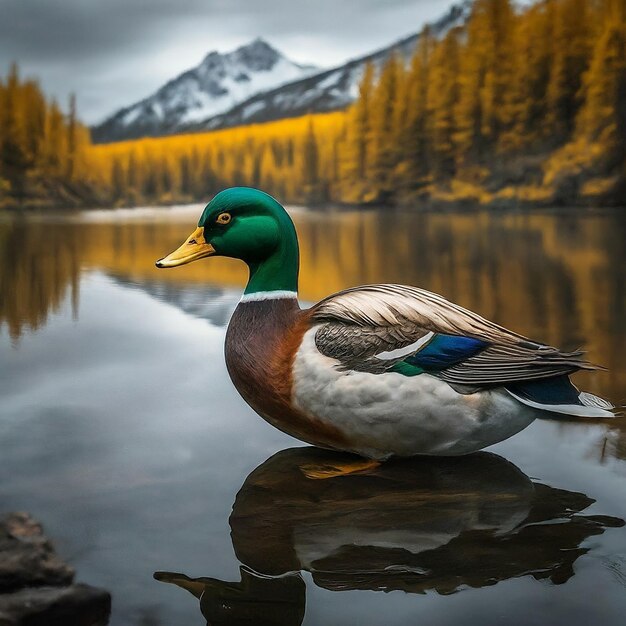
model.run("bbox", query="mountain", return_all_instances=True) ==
[92,38,319,142]
[194,2,471,133]
[92,2,471,143]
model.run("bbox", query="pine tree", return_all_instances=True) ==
[21,80,46,168]
[455,0,516,164]
[251,144,264,189]
[398,27,434,191]
[546,0,595,141]
[66,93,77,180]
[455,5,487,164]
[41,100,68,177]
[198,149,215,197]
[427,28,461,179]
[179,153,192,195]
[341,61,374,201]
[502,1,556,150]
[368,54,400,202]
[160,156,173,196]
[481,0,516,145]
[302,117,319,198]
[142,157,160,199]
[110,157,125,201]
[0,63,28,199]
[577,2,626,164]
[127,150,139,193]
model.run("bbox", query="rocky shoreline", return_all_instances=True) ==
[0,512,110,626]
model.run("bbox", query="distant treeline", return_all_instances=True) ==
[0,64,94,209]
[88,113,346,206]
[3,0,626,209]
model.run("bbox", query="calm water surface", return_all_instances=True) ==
[1,205,625,625]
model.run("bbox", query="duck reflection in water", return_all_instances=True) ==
[155,448,624,625]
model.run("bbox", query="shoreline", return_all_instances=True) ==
[2,194,625,214]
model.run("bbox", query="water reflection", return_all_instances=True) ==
[155,569,305,626]
[155,448,624,624]
[1,209,624,398]
[0,217,80,339]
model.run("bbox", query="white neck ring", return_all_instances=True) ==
[239,290,298,303]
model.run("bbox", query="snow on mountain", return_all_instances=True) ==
[193,2,471,132]
[92,2,471,143]
[92,38,319,142]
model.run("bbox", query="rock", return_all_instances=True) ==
[0,584,111,626]
[0,513,111,625]
[0,513,74,592]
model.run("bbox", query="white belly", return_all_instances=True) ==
[291,329,536,459]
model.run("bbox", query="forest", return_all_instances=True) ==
[1,0,625,209]
[0,64,93,209]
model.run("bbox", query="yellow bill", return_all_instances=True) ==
[155,227,215,268]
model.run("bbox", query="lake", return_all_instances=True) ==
[1,204,625,626]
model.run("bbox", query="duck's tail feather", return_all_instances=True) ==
[505,376,615,418]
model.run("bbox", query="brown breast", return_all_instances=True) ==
[224,297,348,449]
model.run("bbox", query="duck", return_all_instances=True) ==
[156,187,615,461]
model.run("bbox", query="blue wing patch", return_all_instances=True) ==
[403,334,488,371]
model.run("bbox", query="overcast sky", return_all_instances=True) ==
[0,0,459,124]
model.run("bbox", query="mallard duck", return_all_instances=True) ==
[156,187,614,459]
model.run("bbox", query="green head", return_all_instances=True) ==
[156,187,299,295]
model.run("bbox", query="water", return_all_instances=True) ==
[0,205,625,626]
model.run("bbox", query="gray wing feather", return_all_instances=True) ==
[310,284,600,384]
[439,344,596,385]
[312,284,540,347]
[314,320,432,373]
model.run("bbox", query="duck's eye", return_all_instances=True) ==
[216,212,231,225]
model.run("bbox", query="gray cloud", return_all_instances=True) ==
[0,0,457,124]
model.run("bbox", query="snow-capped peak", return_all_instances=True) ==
[95,38,319,140]
[92,2,472,142]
